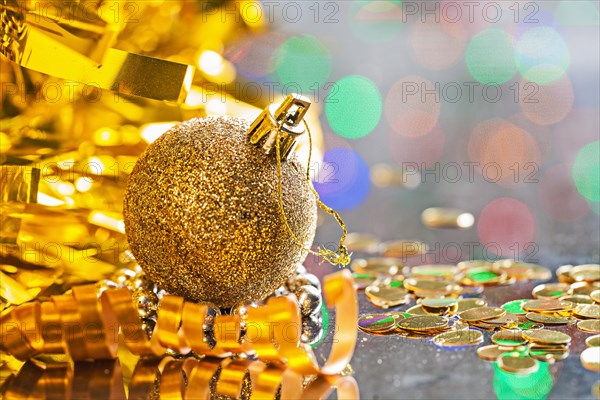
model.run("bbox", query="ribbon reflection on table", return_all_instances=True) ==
[2,357,360,399]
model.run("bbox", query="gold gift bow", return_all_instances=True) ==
[2,356,359,399]
[1,0,194,102]
[0,270,357,376]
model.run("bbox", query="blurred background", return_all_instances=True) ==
[1,0,598,312]
[246,0,600,268]
[2,0,598,272]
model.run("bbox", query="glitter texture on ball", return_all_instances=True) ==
[124,116,317,307]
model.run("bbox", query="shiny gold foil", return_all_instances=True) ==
[0,166,40,203]
[2,0,194,102]
[0,166,40,244]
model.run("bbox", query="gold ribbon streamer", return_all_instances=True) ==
[0,270,357,377]
[1,0,195,102]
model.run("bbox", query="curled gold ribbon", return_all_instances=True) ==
[72,285,118,359]
[247,269,358,376]
[0,270,358,378]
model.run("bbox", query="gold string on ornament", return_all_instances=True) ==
[275,121,351,267]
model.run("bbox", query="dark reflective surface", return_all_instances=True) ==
[310,261,598,400]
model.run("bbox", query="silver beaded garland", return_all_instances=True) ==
[106,263,325,349]
[302,273,321,290]
[295,285,322,317]
[295,263,307,275]
[111,268,136,286]
[95,279,119,295]
[301,314,323,344]
[126,274,157,292]
[132,288,159,318]
[141,318,156,340]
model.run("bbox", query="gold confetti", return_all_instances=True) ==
[421,207,474,229]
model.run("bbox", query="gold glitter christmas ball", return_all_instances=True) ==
[123,115,317,307]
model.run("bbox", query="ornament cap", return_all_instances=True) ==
[248,93,311,160]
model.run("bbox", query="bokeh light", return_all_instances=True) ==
[226,33,285,79]
[197,50,236,84]
[553,108,599,166]
[519,74,574,126]
[478,198,536,259]
[75,177,93,193]
[555,1,600,26]
[350,1,404,43]
[515,27,570,84]
[508,114,553,161]
[390,124,445,168]
[572,140,600,202]
[325,75,383,139]
[457,213,476,228]
[385,75,440,137]
[370,163,421,189]
[199,50,225,76]
[538,164,589,222]
[272,35,332,95]
[410,19,467,70]
[313,147,370,210]
[468,119,541,187]
[513,11,563,39]
[465,29,516,85]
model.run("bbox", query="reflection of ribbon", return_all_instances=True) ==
[2,356,360,399]
[0,270,357,377]
[1,0,194,102]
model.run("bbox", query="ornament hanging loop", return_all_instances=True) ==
[248,94,351,268]
[248,93,311,160]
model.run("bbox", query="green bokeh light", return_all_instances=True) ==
[493,359,553,400]
[325,75,382,139]
[555,0,600,26]
[466,29,517,85]
[273,35,332,95]
[350,0,404,43]
[515,27,570,84]
[572,141,600,202]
